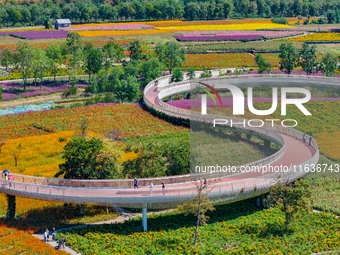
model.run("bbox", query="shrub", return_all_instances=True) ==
[84,85,93,93]
[187,67,196,79]
[59,137,67,142]
[303,19,310,25]
[0,87,3,101]
[171,68,183,82]
[200,69,212,78]
[318,18,327,24]
[271,17,288,25]
[62,87,78,98]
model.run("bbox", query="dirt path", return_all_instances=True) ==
[0,93,63,109]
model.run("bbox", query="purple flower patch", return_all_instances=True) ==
[175,35,262,42]
[0,30,68,40]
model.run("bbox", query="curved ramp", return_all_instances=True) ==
[0,74,322,210]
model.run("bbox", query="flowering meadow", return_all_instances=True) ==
[0,104,188,139]
[176,30,303,39]
[282,32,340,42]
[0,195,120,232]
[0,30,68,40]
[0,224,68,254]
[1,82,80,100]
[183,53,256,69]
[62,198,340,255]
[155,23,294,31]
[0,131,138,178]
[66,23,154,31]
[78,30,171,37]
[175,35,262,42]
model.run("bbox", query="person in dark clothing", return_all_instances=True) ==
[309,135,312,146]
[162,182,165,195]
[134,177,138,189]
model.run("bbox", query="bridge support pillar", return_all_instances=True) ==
[169,96,173,101]
[6,194,16,219]
[264,140,270,148]
[246,134,252,142]
[184,93,188,99]
[142,206,147,232]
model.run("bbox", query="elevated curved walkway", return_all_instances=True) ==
[0,74,324,211]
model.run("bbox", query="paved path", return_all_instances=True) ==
[32,207,173,255]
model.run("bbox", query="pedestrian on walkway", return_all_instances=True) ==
[203,178,207,186]
[134,177,138,189]
[162,182,165,195]
[62,235,66,249]
[309,135,312,146]
[43,229,48,242]
[52,227,56,241]
[150,182,153,196]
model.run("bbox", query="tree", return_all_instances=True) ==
[178,179,216,245]
[140,58,164,87]
[13,42,33,91]
[123,59,139,77]
[156,41,186,74]
[320,53,338,77]
[1,48,13,70]
[171,68,183,82]
[102,40,124,66]
[55,136,119,179]
[122,141,167,178]
[128,40,143,61]
[268,179,312,231]
[187,67,196,79]
[46,44,63,82]
[115,75,141,102]
[84,43,102,82]
[299,44,317,75]
[164,138,190,176]
[31,48,48,91]
[279,42,299,74]
[255,54,272,74]
[65,32,83,82]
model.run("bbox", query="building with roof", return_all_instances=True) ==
[55,19,71,30]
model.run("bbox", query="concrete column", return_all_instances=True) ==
[264,140,270,148]
[169,96,173,101]
[142,206,147,232]
[184,93,188,99]
[246,134,252,142]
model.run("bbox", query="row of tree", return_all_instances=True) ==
[0,32,124,91]
[0,0,339,27]
[256,42,339,76]
[0,33,186,96]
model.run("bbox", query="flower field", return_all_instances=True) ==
[0,30,68,40]
[176,30,303,39]
[0,195,120,232]
[155,23,294,31]
[175,35,262,42]
[0,225,68,254]
[183,53,256,69]
[282,32,340,42]
[185,41,303,53]
[0,131,138,177]
[77,29,171,37]
[0,103,188,139]
[254,53,281,67]
[67,23,154,31]
[61,198,340,255]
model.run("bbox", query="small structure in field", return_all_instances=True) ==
[55,19,71,30]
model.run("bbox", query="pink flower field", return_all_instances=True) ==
[65,24,154,31]
[175,30,304,39]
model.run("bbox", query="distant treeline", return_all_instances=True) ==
[0,0,339,27]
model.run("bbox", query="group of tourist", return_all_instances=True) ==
[133,178,166,195]
[43,228,66,250]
